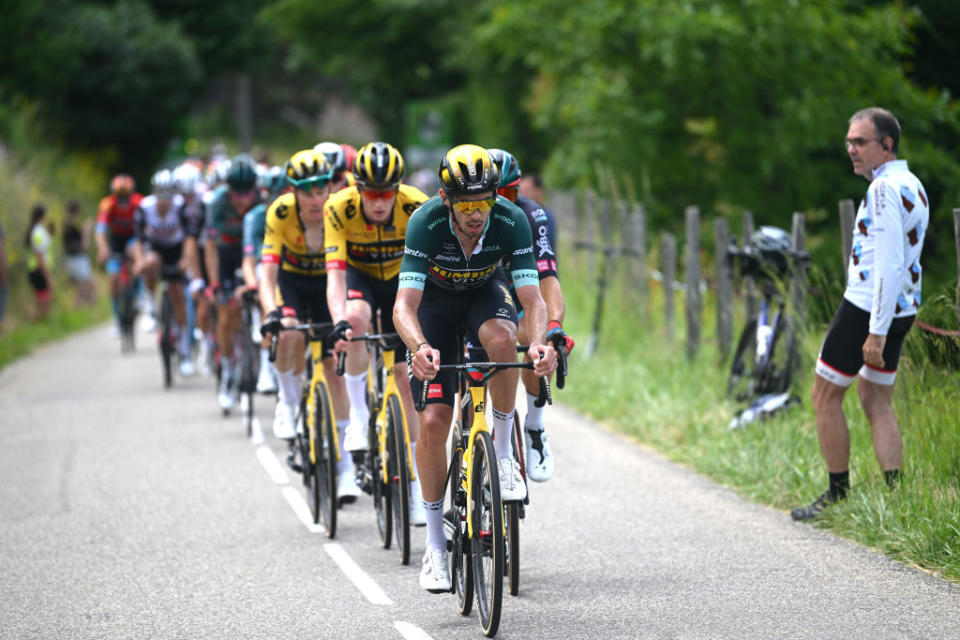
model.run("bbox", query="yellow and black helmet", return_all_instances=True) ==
[437,144,499,197]
[353,141,404,189]
[284,149,333,189]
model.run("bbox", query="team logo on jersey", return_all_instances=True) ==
[428,262,498,288]
[347,240,404,264]
[275,203,290,220]
[344,202,358,220]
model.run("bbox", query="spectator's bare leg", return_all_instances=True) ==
[811,375,850,473]
[857,377,902,471]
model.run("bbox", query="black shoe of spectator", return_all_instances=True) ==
[791,490,838,521]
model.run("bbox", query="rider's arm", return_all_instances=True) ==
[204,235,219,288]
[260,261,279,316]
[540,275,565,325]
[516,284,548,347]
[95,197,111,263]
[324,200,349,323]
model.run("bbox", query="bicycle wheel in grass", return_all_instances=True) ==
[728,318,758,402]
[471,430,503,637]
[312,382,338,538]
[387,395,411,565]
[758,315,799,396]
[159,291,174,388]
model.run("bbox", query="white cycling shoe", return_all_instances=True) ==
[179,358,196,377]
[343,418,369,452]
[419,548,451,593]
[525,428,554,483]
[272,401,297,440]
[337,468,361,505]
[497,457,527,502]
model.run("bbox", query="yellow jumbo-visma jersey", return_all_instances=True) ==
[324,184,428,281]
[262,192,328,277]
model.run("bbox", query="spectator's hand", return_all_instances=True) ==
[547,321,575,354]
[260,309,284,338]
[862,333,886,370]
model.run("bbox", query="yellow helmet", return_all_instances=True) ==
[437,144,499,197]
[285,149,333,189]
[353,141,405,188]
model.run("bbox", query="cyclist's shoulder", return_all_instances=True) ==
[490,197,530,236]
[266,192,297,224]
[515,195,550,222]
[398,184,429,207]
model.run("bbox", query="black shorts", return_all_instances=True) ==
[108,233,135,257]
[217,245,243,294]
[816,298,914,387]
[277,271,332,324]
[410,270,518,407]
[148,243,183,271]
[346,266,404,358]
[28,268,50,293]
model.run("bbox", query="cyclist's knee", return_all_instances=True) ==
[478,321,517,358]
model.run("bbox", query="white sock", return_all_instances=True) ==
[344,372,370,424]
[491,408,514,459]
[258,347,271,373]
[276,368,299,405]
[525,391,545,431]
[424,498,445,551]
[336,420,353,473]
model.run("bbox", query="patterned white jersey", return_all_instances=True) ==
[135,194,190,248]
[844,159,928,335]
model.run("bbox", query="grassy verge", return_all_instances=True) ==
[558,248,960,583]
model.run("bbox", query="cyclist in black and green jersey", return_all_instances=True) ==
[393,144,557,593]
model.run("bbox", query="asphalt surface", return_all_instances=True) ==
[2,324,959,640]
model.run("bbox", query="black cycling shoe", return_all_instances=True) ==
[791,490,837,521]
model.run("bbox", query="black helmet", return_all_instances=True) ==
[354,141,405,188]
[226,155,257,191]
[437,144,499,197]
[750,226,792,277]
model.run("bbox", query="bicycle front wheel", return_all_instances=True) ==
[312,382,338,538]
[387,395,411,566]
[159,291,174,389]
[471,430,503,637]
[372,414,392,549]
[449,426,473,617]
[728,318,758,402]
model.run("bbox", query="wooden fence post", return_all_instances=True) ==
[662,232,676,343]
[685,206,701,361]
[633,204,648,316]
[715,216,733,361]
[584,189,597,278]
[791,212,808,327]
[839,199,856,269]
[742,211,757,323]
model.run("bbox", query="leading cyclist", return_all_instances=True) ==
[393,144,557,592]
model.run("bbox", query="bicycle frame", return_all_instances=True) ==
[306,336,340,468]
[371,341,418,486]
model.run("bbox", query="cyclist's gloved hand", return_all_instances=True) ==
[204,281,221,301]
[330,320,352,344]
[188,277,206,297]
[547,320,575,354]
[260,309,284,338]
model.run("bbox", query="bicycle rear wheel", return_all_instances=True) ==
[312,381,338,538]
[471,430,503,637]
[505,413,525,596]
[758,315,799,395]
[159,290,174,389]
[387,395,411,565]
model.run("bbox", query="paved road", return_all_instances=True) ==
[2,324,959,640]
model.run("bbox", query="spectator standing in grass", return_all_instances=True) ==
[63,200,97,307]
[25,204,54,320]
[792,107,929,521]
[0,218,8,332]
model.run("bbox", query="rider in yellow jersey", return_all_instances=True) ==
[325,142,429,524]
[259,149,358,500]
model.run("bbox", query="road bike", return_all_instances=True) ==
[116,256,138,354]
[417,330,551,638]
[727,229,809,403]
[343,333,417,565]
[156,264,184,389]
[237,289,261,437]
[270,323,346,538]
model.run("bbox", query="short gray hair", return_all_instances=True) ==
[850,107,901,153]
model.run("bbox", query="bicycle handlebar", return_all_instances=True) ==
[413,359,550,413]
[267,322,347,374]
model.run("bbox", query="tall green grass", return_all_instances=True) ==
[558,241,960,582]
